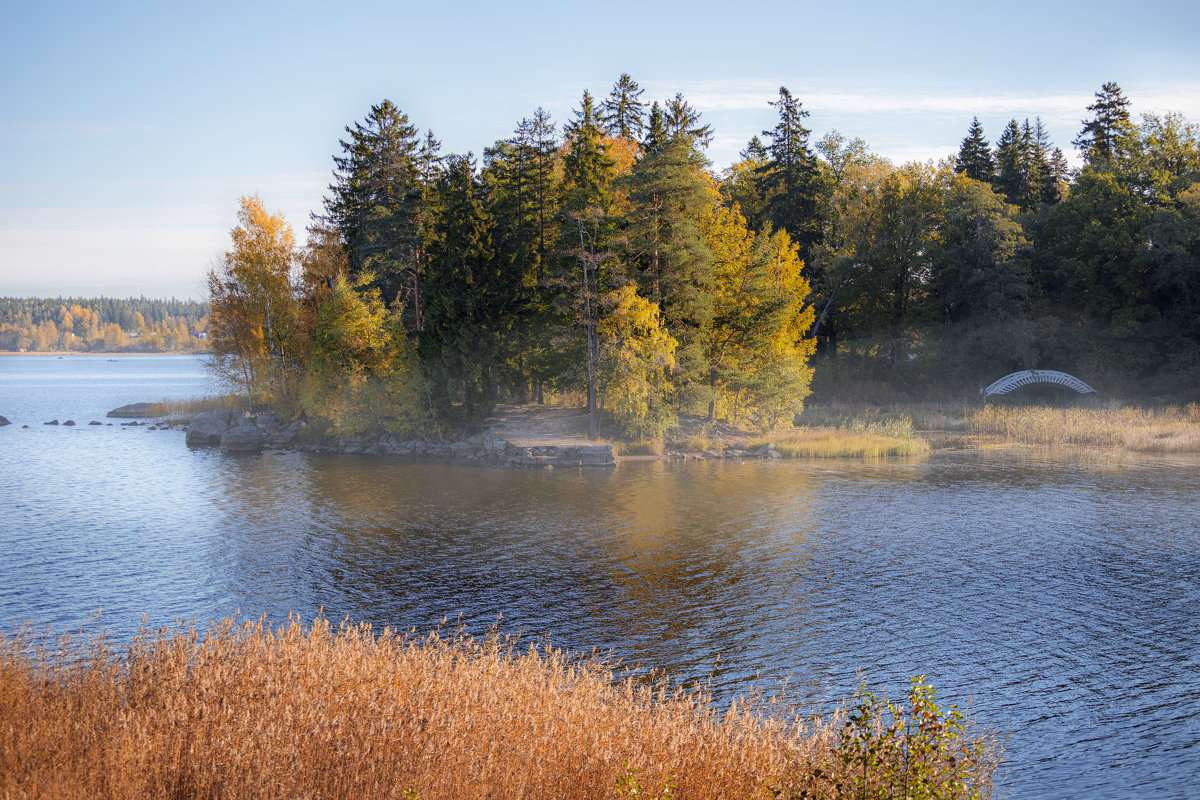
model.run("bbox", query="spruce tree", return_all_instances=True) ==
[955,117,994,182]
[642,101,668,154]
[1027,118,1061,206]
[993,119,1029,209]
[322,100,423,309]
[421,153,503,421]
[600,73,646,141]
[622,136,717,390]
[664,92,712,150]
[741,135,768,162]
[757,86,824,256]
[482,110,561,400]
[1074,81,1133,166]
[562,91,615,212]
[560,91,616,431]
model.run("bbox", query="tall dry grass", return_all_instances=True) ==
[155,394,248,419]
[755,430,931,459]
[0,616,997,800]
[760,408,933,459]
[968,404,1200,452]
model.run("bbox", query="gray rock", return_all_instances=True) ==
[44,419,59,425]
[267,430,296,448]
[88,420,103,425]
[185,411,229,446]
[107,402,166,419]
[0,415,10,426]
[220,425,263,453]
[255,412,280,431]
[63,420,76,426]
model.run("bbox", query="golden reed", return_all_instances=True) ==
[0,616,995,799]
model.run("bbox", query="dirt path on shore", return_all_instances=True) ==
[484,404,596,446]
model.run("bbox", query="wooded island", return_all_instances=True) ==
[203,78,1200,439]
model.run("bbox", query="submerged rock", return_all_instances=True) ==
[63,420,76,426]
[44,419,59,425]
[0,415,10,426]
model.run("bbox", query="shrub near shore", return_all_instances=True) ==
[0,617,998,799]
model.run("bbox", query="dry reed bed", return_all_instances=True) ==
[767,430,931,459]
[968,404,1200,452]
[755,414,931,459]
[0,617,996,800]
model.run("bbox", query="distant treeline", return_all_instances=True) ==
[0,296,210,353]
[207,77,1200,441]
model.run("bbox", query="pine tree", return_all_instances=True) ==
[1074,81,1133,166]
[600,73,646,141]
[955,117,994,182]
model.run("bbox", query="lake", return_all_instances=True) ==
[1,354,1197,798]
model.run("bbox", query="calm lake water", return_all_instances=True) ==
[1,354,1198,798]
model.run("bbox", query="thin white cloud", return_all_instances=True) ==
[641,78,1200,122]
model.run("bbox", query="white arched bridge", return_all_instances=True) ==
[984,370,1097,398]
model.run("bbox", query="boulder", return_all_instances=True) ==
[0,415,10,426]
[107,402,166,419]
[220,425,263,453]
[88,420,103,425]
[185,411,229,446]
[254,412,281,431]
[44,419,59,425]
[63,420,76,426]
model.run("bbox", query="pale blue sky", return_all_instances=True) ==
[2,0,1198,299]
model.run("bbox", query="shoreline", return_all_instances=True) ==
[0,350,206,357]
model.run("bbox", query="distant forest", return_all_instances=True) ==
[0,297,209,353]
[204,77,1200,439]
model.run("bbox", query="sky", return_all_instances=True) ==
[2,0,1198,300]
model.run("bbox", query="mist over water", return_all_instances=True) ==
[2,355,1198,799]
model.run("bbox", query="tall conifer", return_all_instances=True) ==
[323,100,423,309]
[1074,81,1134,165]
[757,86,824,256]
[600,73,646,141]
[955,117,994,181]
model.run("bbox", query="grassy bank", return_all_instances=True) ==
[968,404,1200,452]
[0,617,997,800]
[752,411,932,459]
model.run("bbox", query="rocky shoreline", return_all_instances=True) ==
[5,402,790,467]
[180,407,616,469]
